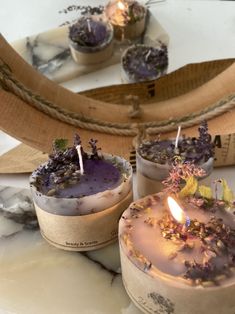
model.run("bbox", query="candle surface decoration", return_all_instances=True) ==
[120,159,235,283]
[30,134,132,215]
[138,121,214,166]
[121,44,168,82]
[136,121,214,197]
[32,136,122,198]
[105,0,147,40]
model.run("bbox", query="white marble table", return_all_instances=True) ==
[0,1,235,313]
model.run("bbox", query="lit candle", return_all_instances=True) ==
[69,16,114,65]
[136,121,214,197]
[119,183,235,314]
[105,0,147,40]
[167,196,190,226]
[30,135,133,251]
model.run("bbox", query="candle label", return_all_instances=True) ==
[34,190,132,251]
[135,293,175,314]
[147,293,175,314]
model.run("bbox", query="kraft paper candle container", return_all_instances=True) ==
[69,16,114,65]
[121,44,168,83]
[105,0,147,40]
[136,122,214,198]
[30,135,133,251]
[119,169,235,314]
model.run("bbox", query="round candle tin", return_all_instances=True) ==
[30,153,133,251]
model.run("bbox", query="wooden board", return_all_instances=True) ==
[0,144,48,173]
[0,34,235,163]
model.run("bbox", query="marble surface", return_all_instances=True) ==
[0,185,142,314]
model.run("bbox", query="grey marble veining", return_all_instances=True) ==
[12,13,169,84]
[0,185,142,314]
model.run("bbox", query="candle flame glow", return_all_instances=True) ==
[167,196,190,226]
[117,1,125,10]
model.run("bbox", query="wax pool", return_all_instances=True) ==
[30,153,132,216]
[121,44,168,83]
[69,17,114,65]
[120,193,235,282]
[39,159,121,198]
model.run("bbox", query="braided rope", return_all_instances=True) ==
[0,58,235,136]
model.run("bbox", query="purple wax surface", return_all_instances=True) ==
[69,18,109,47]
[41,159,122,198]
[122,45,168,81]
[138,122,215,164]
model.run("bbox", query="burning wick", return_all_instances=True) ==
[117,0,125,10]
[87,18,91,32]
[76,145,84,175]
[167,196,190,227]
[175,125,181,149]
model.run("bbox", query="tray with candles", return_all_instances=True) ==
[11,1,169,84]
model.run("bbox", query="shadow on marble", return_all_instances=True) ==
[0,185,142,314]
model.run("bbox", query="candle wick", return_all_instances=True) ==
[76,145,84,175]
[87,18,91,33]
[145,50,151,62]
[175,125,181,149]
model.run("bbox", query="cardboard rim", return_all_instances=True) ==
[35,189,133,251]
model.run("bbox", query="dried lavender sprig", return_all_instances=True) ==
[59,5,104,16]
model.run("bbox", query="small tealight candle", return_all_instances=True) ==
[69,16,114,65]
[30,135,133,251]
[105,0,147,40]
[136,121,214,197]
[121,44,168,83]
[119,179,235,314]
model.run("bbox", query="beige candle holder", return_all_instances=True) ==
[120,242,235,314]
[34,189,132,251]
[119,194,235,314]
[105,1,147,40]
[30,154,133,251]
[136,150,214,198]
[112,16,146,40]
[121,44,168,83]
[69,19,114,65]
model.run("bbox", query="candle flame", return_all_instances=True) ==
[167,196,190,225]
[117,1,125,10]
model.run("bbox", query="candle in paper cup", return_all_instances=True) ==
[121,44,168,83]
[69,16,114,65]
[136,121,214,197]
[30,135,133,251]
[105,0,147,40]
[119,168,235,314]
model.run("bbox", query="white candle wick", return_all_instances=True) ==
[76,145,84,175]
[145,50,151,62]
[87,19,91,32]
[175,125,181,149]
